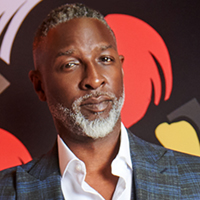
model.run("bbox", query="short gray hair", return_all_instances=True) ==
[33,3,115,50]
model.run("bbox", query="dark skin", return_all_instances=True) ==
[29,18,124,200]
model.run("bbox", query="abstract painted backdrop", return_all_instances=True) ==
[1,0,200,170]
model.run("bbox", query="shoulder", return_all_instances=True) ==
[0,167,17,199]
[0,166,17,186]
[0,142,59,197]
[0,158,40,198]
[127,128,200,166]
[173,150,200,173]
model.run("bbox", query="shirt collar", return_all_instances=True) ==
[57,134,79,176]
[116,122,132,170]
[57,122,132,177]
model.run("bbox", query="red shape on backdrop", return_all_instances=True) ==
[0,128,32,170]
[105,14,173,127]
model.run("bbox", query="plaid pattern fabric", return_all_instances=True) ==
[128,129,200,199]
[0,143,64,200]
[1,130,200,199]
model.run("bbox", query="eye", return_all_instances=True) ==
[61,61,79,70]
[99,56,114,64]
[64,63,76,68]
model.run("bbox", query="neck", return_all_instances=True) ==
[56,118,121,171]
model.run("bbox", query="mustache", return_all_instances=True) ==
[72,92,116,111]
[81,91,116,100]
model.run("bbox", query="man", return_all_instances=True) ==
[1,3,200,200]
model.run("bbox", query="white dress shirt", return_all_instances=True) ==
[58,123,132,200]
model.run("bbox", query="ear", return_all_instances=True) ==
[119,55,124,77]
[29,70,46,101]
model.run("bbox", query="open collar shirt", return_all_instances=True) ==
[57,123,132,200]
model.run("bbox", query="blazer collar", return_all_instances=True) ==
[127,129,181,199]
[16,142,64,199]
[127,129,168,164]
[28,142,60,180]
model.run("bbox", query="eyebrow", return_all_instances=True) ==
[56,49,74,58]
[100,44,114,51]
[55,44,114,58]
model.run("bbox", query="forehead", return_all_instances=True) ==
[42,18,116,52]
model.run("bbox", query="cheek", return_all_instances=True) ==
[44,75,79,105]
[107,68,124,97]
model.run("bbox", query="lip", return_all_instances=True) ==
[80,96,112,113]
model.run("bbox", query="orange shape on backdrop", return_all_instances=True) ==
[105,14,173,127]
[0,128,32,170]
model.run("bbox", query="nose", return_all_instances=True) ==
[80,62,106,90]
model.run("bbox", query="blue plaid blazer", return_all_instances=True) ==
[1,130,200,199]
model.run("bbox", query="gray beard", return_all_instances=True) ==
[48,91,124,139]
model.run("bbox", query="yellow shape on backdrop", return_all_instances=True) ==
[155,120,200,157]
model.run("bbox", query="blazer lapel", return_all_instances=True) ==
[16,142,64,200]
[128,130,181,200]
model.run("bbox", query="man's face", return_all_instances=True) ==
[34,18,124,139]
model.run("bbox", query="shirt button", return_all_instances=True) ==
[75,163,82,172]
